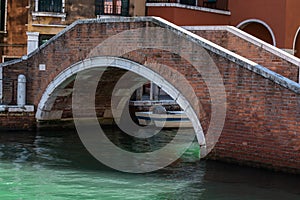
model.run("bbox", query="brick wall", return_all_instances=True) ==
[0,112,36,130]
[190,29,299,83]
[209,52,300,173]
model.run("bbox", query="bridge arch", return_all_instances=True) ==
[36,56,207,154]
[237,19,276,46]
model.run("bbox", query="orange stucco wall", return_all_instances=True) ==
[228,0,286,48]
[285,0,300,49]
[147,0,300,50]
[147,7,230,26]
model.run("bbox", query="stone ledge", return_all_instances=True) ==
[32,12,66,21]
[129,100,177,106]
[146,3,231,15]
[0,105,35,112]
[32,24,68,28]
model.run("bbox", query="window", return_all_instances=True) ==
[38,0,63,12]
[95,0,129,16]
[179,0,196,6]
[33,0,66,21]
[39,34,55,46]
[0,0,7,31]
[2,56,20,63]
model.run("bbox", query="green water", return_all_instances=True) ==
[0,128,299,200]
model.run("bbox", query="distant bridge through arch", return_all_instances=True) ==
[35,56,207,152]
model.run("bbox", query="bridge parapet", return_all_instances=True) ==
[184,25,300,83]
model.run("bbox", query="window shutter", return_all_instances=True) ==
[95,0,104,15]
[121,0,129,16]
[0,0,5,31]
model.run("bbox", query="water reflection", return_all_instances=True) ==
[0,128,299,199]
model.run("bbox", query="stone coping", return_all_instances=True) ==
[183,25,300,68]
[0,16,299,94]
[129,100,177,106]
[146,3,231,15]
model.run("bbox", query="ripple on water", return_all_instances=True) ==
[0,129,299,200]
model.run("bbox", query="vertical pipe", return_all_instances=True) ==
[150,82,159,100]
[0,67,2,104]
[150,82,154,100]
[62,0,65,13]
[153,84,159,100]
[35,0,39,11]
[136,87,143,100]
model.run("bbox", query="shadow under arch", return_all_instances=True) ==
[36,56,207,157]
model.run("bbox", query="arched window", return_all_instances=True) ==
[237,19,276,46]
[95,0,129,16]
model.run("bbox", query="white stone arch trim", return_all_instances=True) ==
[292,26,300,55]
[237,19,276,46]
[36,56,206,152]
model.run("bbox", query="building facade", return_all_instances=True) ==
[0,0,28,62]
[0,0,146,62]
[2,0,300,62]
[146,0,300,56]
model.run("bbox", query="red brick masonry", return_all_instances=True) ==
[0,111,36,130]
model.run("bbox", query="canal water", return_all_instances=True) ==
[0,127,299,200]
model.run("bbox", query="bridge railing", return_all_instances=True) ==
[146,0,229,10]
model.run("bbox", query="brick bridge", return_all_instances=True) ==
[0,17,300,173]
